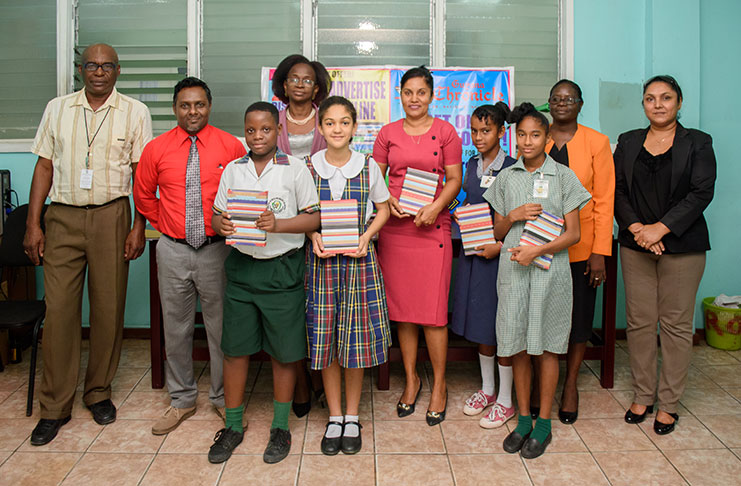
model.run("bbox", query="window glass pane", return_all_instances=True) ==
[202,0,301,136]
[446,0,558,105]
[0,0,56,139]
[77,0,188,135]
[317,0,431,67]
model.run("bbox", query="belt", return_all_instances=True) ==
[246,246,302,261]
[163,234,225,248]
[50,196,128,210]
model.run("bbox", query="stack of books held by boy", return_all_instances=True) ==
[398,167,439,215]
[518,210,565,270]
[320,199,359,253]
[456,203,498,256]
[225,189,268,247]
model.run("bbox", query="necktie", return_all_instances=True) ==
[185,136,206,249]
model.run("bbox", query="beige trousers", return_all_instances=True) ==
[620,246,706,413]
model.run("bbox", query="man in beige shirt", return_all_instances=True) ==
[23,43,153,445]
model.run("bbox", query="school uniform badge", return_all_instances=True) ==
[269,197,286,213]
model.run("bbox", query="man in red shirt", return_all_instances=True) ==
[134,77,246,434]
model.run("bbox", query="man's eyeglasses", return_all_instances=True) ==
[548,96,581,106]
[83,62,118,73]
[286,77,316,87]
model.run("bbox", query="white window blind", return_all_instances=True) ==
[0,0,56,139]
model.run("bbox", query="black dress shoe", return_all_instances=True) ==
[558,391,579,424]
[503,429,530,453]
[520,433,552,459]
[341,422,363,454]
[30,416,71,446]
[529,406,540,420]
[320,421,343,455]
[292,400,311,418]
[653,412,679,435]
[426,391,448,426]
[624,405,653,424]
[396,378,422,418]
[88,399,116,425]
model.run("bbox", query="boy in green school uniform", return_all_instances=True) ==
[208,101,320,464]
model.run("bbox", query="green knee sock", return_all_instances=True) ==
[271,399,291,431]
[531,417,552,443]
[225,404,244,433]
[514,414,533,436]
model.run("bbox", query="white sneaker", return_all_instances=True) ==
[463,390,495,416]
[479,402,515,429]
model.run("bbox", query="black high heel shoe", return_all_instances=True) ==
[396,378,422,418]
[653,412,679,435]
[558,390,579,424]
[624,404,654,424]
[426,391,448,426]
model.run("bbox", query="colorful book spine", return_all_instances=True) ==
[320,199,359,254]
[225,189,268,247]
[398,167,439,215]
[456,203,497,256]
[518,210,564,270]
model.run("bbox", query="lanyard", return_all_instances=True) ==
[83,106,112,169]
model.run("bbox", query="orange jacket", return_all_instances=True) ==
[546,124,615,261]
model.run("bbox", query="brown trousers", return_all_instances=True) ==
[620,246,706,413]
[39,198,131,419]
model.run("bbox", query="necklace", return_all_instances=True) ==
[286,106,316,125]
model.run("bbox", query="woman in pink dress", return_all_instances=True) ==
[373,66,462,425]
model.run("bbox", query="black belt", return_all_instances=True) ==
[246,246,302,261]
[51,196,127,210]
[163,234,225,248]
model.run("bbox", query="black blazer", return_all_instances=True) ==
[614,123,716,253]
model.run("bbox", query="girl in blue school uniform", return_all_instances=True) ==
[451,103,518,429]
[305,96,392,456]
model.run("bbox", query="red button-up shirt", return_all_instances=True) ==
[134,124,246,238]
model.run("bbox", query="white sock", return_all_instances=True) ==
[496,364,513,408]
[325,415,343,438]
[479,353,496,397]
[343,414,360,437]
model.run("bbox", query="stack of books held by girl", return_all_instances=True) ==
[398,167,439,215]
[518,211,565,270]
[456,203,498,256]
[225,189,268,247]
[320,199,359,253]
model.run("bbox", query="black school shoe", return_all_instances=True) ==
[520,433,552,459]
[208,427,244,464]
[503,429,530,453]
[320,421,343,456]
[653,412,679,435]
[87,399,117,425]
[341,422,363,455]
[263,428,292,464]
[30,416,71,446]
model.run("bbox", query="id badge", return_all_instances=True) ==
[80,169,93,190]
[480,175,496,188]
[533,178,549,198]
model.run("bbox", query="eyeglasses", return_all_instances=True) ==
[83,62,117,73]
[286,77,316,87]
[548,96,581,106]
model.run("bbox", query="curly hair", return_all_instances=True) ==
[272,54,332,105]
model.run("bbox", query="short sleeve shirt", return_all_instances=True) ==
[213,150,319,258]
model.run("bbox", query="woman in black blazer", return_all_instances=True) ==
[614,75,716,435]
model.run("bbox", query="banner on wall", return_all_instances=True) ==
[261,66,515,207]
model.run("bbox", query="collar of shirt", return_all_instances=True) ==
[511,153,558,176]
[311,150,364,181]
[475,149,507,178]
[235,149,289,177]
[71,87,122,113]
[173,124,214,149]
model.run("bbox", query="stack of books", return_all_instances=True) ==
[398,167,439,215]
[518,210,564,270]
[456,203,497,256]
[225,189,268,247]
[320,199,359,254]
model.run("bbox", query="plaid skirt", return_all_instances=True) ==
[305,243,391,369]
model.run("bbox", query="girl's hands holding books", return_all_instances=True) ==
[507,244,540,266]
[507,203,542,223]
[475,241,502,260]
[345,234,371,258]
[212,212,235,236]
[310,231,333,259]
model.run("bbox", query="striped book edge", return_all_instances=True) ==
[321,199,359,253]
[457,203,496,256]
[226,189,267,246]
[398,168,439,215]
[518,210,564,270]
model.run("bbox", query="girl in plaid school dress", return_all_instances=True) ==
[305,96,392,455]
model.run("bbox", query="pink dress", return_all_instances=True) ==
[372,117,462,326]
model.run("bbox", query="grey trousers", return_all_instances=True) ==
[157,236,230,408]
[620,246,706,413]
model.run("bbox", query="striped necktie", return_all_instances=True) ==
[185,135,206,249]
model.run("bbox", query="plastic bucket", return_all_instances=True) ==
[702,297,741,351]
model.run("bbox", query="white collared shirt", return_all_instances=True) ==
[310,150,390,223]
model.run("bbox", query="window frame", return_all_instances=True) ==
[0,0,573,151]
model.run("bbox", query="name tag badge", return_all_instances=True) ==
[480,175,496,188]
[533,178,549,198]
[80,169,93,190]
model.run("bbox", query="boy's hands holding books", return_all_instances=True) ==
[345,233,371,258]
[507,244,540,266]
[256,210,278,233]
[212,212,235,236]
[309,231,333,259]
[507,203,542,223]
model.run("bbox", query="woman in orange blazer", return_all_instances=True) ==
[544,79,615,424]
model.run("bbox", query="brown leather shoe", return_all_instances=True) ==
[151,406,196,435]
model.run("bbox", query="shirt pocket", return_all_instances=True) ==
[267,189,296,219]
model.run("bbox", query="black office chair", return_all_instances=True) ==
[0,204,47,416]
